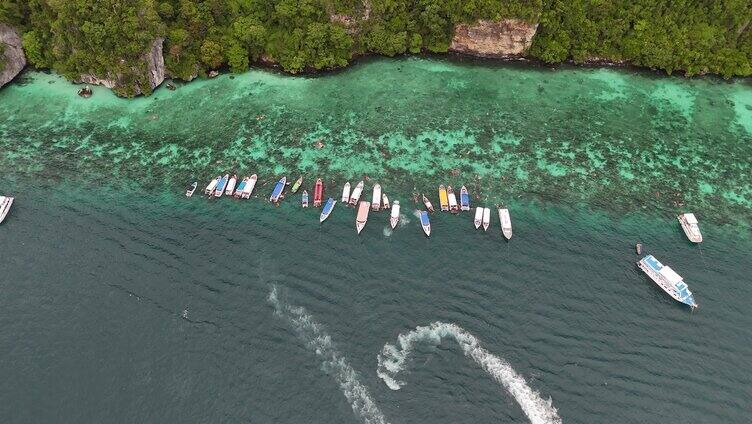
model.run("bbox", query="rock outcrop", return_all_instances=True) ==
[78,37,165,96]
[450,19,538,58]
[0,24,26,89]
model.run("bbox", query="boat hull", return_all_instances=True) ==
[0,196,14,224]
[269,177,287,202]
[439,186,449,211]
[341,183,351,203]
[474,207,483,229]
[349,181,364,206]
[482,207,490,231]
[678,214,702,243]
[356,201,369,234]
[420,211,431,236]
[372,184,382,211]
[313,179,324,207]
[637,255,697,307]
[498,208,513,240]
[242,175,257,198]
[320,199,336,222]
[186,182,197,197]
[460,186,470,211]
[204,177,220,195]
[390,201,400,229]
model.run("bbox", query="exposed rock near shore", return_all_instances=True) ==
[77,38,165,96]
[450,19,538,58]
[0,24,26,89]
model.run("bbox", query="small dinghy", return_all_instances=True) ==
[186,182,197,197]
[636,243,643,255]
[390,200,400,229]
[372,184,382,211]
[474,207,483,229]
[498,208,512,240]
[269,176,287,202]
[460,186,470,211]
[422,194,435,213]
[439,185,449,212]
[313,178,324,207]
[0,196,14,224]
[356,200,370,234]
[341,182,351,203]
[233,177,248,198]
[302,190,309,208]
[382,193,390,209]
[320,198,336,223]
[291,176,303,194]
[224,174,238,196]
[349,181,365,206]
[420,210,431,237]
[447,185,459,213]
[214,174,229,197]
[482,207,491,231]
[204,176,220,195]
[678,213,702,243]
[241,174,257,198]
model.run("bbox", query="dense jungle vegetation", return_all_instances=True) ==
[1,0,751,96]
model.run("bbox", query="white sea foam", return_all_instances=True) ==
[412,210,421,219]
[383,225,393,237]
[377,322,562,424]
[399,213,410,227]
[269,286,389,424]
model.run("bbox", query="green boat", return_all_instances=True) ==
[291,176,303,193]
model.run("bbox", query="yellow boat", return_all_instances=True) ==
[438,185,449,212]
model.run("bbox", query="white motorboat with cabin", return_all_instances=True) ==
[474,207,483,229]
[482,207,491,231]
[214,174,229,197]
[420,211,431,237]
[356,200,370,234]
[390,200,400,229]
[320,198,336,223]
[372,184,382,211]
[637,255,698,308]
[225,175,238,196]
[186,182,197,197]
[498,208,512,240]
[0,196,14,224]
[204,176,220,195]
[341,182,351,203]
[349,181,364,206]
[447,186,459,213]
[233,177,249,198]
[382,193,390,209]
[241,174,257,198]
[678,213,702,243]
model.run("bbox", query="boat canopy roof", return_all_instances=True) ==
[420,211,430,224]
[684,213,698,224]
[643,255,663,271]
[659,266,684,285]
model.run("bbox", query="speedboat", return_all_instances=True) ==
[269,176,287,202]
[204,176,220,195]
[186,182,197,197]
[382,193,390,209]
[460,186,470,211]
[0,196,14,224]
[241,174,257,198]
[341,182,351,203]
[302,190,309,207]
[233,177,248,198]
[678,213,702,243]
[356,200,370,234]
[439,185,449,211]
[224,174,237,196]
[637,255,698,308]
[214,174,229,197]
[482,207,491,231]
[498,208,512,240]
[422,194,435,213]
[320,198,336,223]
[349,181,364,206]
[371,184,382,211]
[474,207,483,229]
[291,176,303,194]
[313,178,324,207]
[420,210,431,237]
[447,185,459,213]
[390,200,400,229]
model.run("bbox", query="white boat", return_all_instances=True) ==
[371,184,382,211]
[214,174,229,197]
[186,182,197,197]
[382,193,390,209]
[241,174,257,198]
[320,198,336,223]
[390,200,400,229]
[678,213,702,243]
[349,181,365,206]
[356,200,370,234]
[233,177,249,198]
[341,182,351,203]
[224,174,238,196]
[482,207,491,231]
[204,176,220,195]
[0,196,14,224]
[474,207,483,229]
[637,255,697,308]
[498,208,512,240]
[420,211,431,237]
[447,185,459,213]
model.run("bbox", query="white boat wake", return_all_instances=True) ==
[377,322,562,424]
[268,286,390,424]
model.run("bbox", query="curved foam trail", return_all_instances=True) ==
[398,213,410,227]
[412,210,421,219]
[269,286,390,424]
[383,226,393,237]
[377,322,562,424]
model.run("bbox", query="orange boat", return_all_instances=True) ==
[438,185,449,212]
[313,178,324,207]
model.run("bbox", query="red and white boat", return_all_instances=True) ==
[313,178,324,207]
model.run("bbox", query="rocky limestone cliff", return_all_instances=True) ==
[450,19,538,58]
[78,38,165,96]
[0,24,27,89]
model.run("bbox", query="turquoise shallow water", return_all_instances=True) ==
[1,59,752,423]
